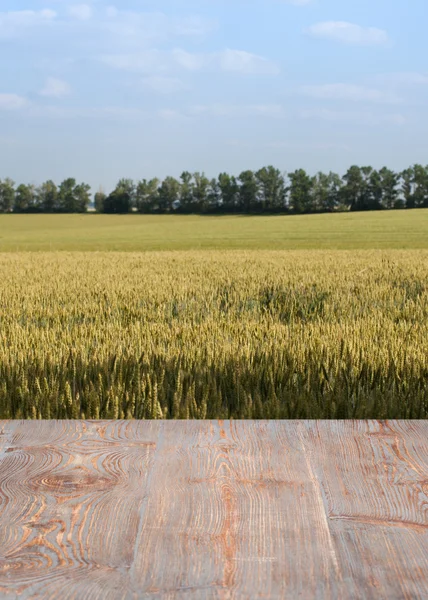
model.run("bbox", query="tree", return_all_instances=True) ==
[312,172,329,213]
[179,172,194,213]
[94,188,107,213]
[399,165,428,209]
[14,183,38,213]
[341,166,363,211]
[115,178,136,209]
[401,168,415,209]
[238,170,258,212]
[412,164,428,208]
[255,166,286,212]
[378,167,400,209]
[218,173,239,212]
[193,172,210,212]
[288,169,314,213]
[103,179,135,214]
[342,166,389,212]
[207,178,220,212]
[58,178,78,212]
[2,163,425,216]
[326,172,343,212]
[343,166,373,212]
[104,191,130,214]
[103,191,130,213]
[157,176,180,212]
[74,183,91,213]
[135,179,159,213]
[368,169,383,211]
[312,171,343,213]
[358,166,377,211]
[37,180,58,212]
[0,178,15,213]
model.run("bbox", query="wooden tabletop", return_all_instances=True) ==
[0,420,427,599]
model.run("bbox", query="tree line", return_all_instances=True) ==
[1,164,428,214]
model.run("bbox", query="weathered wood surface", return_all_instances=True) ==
[0,421,427,599]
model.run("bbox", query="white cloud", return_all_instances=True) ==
[300,108,406,125]
[102,47,279,76]
[382,114,406,125]
[105,7,118,19]
[100,8,215,47]
[24,103,285,121]
[173,15,216,37]
[157,109,186,120]
[39,77,71,98]
[99,51,166,73]
[266,141,351,151]
[0,93,28,110]
[373,72,428,86]
[68,4,92,21]
[189,104,286,118]
[0,9,56,38]
[226,139,350,151]
[171,48,205,71]
[21,102,287,122]
[301,83,401,104]
[171,48,279,75]
[217,49,280,75]
[142,76,187,94]
[25,105,150,120]
[307,21,389,46]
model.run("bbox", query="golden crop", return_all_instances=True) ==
[0,250,427,419]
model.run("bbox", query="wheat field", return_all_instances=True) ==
[1,250,427,419]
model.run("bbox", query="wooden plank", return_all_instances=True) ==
[303,421,428,599]
[130,420,345,598]
[0,420,426,599]
[0,421,160,599]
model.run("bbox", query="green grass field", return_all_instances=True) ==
[0,209,427,251]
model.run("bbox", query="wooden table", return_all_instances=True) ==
[0,421,427,599]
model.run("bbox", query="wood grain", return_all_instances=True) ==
[0,421,427,599]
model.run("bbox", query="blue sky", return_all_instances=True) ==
[1,0,428,192]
